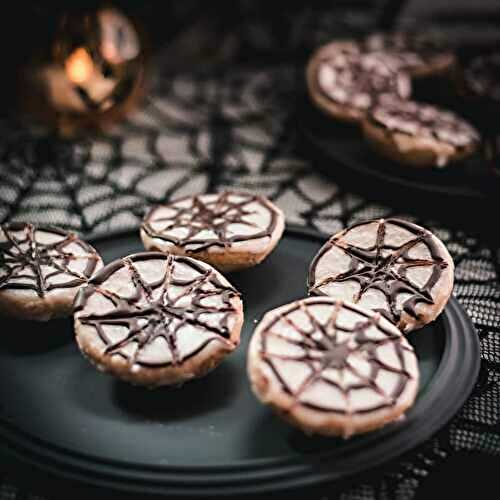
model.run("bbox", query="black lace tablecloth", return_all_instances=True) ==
[1,3,500,499]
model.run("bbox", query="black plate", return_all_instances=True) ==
[298,99,500,227]
[0,229,480,497]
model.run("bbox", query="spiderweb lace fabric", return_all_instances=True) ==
[1,6,500,500]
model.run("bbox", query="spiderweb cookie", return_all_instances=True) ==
[0,223,102,321]
[306,44,411,123]
[141,191,285,272]
[248,297,419,437]
[74,252,243,387]
[364,31,456,78]
[308,219,454,333]
[363,96,479,167]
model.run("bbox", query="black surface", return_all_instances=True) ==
[415,451,500,499]
[0,229,480,497]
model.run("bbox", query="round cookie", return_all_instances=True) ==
[306,45,411,123]
[362,96,480,167]
[0,223,103,321]
[308,218,454,333]
[141,191,285,272]
[74,252,243,387]
[462,51,500,104]
[364,31,456,78]
[247,297,419,438]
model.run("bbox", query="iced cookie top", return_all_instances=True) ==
[0,223,101,297]
[75,252,241,368]
[364,31,453,73]
[309,219,453,329]
[254,297,418,415]
[142,191,282,253]
[369,97,479,151]
[316,51,411,111]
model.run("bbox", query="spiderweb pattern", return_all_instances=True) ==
[370,98,480,149]
[309,219,449,327]
[76,253,239,367]
[261,299,416,415]
[142,191,277,251]
[0,222,100,297]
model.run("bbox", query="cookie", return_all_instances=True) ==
[362,96,480,167]
[247,297,419,437]
[0,223,103,321]
[364,31,456,78]
[141,191,285,272]
[462,51,500,104]
[308,218,454,333]
[306,45,411,123]
[74,252,243,387]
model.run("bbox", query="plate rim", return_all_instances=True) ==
[0,228,481,496]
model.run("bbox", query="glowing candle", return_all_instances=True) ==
[65,47,93,84]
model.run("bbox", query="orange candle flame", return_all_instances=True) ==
[65,47,93,84]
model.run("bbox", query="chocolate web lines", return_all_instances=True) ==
[76,254,239,367]
[260,300,415,414]
[309,219,448,326]
[0,223,99,297]
[142,192,277,252]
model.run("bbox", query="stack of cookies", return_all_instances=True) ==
[306,31,482,168]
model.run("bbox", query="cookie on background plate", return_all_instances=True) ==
[364,31,456,79]
[461,51,500,106]
[141,191,285,272]
[308,218,454,333]
[74,252,243,387]
[247,297,419,438]
[306,44,411,124]
[0,223,103,321]
[362,96,480,168]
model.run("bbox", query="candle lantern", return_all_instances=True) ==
[20,6,149,136]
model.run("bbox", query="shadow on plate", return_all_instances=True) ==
[245,400,406,460]
[243,409,345,459]
[288,429,346,456]
[230,245,313,317]
[0,316,73,354]
[112,360,240,422]
[229,253,283,309]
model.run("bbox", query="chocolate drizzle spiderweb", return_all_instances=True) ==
[370,97,479,149]
[363,31,450,71]
[75,253,240,367]
[309,219,448,327]
[142,192,278,252]
[260,299,416,414]
[0,222,100,298]
[317,52,410,110]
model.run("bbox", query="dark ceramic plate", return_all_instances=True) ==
[0,228,480,497]
[298,99,499,227]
